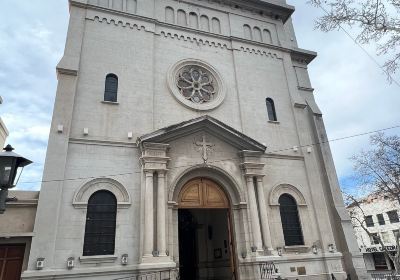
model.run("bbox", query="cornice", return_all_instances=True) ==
[69,137,137,148]
[263,153,304,161]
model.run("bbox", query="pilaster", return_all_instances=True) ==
[139,142,170,263]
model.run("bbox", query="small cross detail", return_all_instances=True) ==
[194,135,214,164]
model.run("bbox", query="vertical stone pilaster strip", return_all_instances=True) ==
[246,176,262,250]
[157,171,167,256]
[143,170,154,257]
[255,176,273,251]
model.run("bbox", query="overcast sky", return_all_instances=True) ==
[0,1,399,191]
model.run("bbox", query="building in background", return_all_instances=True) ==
[0,191,39,279]
[348,195,400,277]
[0,96,9,148]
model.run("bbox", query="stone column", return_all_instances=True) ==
[157,171,167,256]
[143,170,154,257]
[255,176,273,251]
[246,176,263,250]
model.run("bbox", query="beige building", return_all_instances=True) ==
[20,0,369,279]
[0,191,39,279]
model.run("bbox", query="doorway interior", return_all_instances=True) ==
[177,178,236,280]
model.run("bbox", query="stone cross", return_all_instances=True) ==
[194,135,214,164]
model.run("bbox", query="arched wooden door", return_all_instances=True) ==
[178,178,229,209]
[177,178,236,280]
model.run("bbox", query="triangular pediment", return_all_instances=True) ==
[137,115,266,152]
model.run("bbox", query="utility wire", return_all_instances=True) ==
[315,4,400,88]
[16,123,400,185]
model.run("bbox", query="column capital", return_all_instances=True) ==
[156,170,167,177]
[144,170,154,177]
[255,175,265,181]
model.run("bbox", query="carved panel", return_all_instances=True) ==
[179,178,229,209]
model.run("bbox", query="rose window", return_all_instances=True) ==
[176,66,217,104]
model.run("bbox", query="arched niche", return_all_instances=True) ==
[269,183,307,206]
[73,178,131,209]
[169,165,244,206]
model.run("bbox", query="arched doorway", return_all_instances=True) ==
[178,178,236,280]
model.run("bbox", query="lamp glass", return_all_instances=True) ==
[0,157,15,188]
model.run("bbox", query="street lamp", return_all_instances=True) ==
[0,144,32,213]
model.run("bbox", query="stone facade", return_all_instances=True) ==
[347,195,400,276]
[22,0,369,279]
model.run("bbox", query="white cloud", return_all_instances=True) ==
[289,2,400,187]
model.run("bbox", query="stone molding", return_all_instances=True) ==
[269,183,307,206]
[73,178,131,208]
[79,255,118,264]
[69,137,137,147]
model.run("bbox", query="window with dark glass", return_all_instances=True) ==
[365,215,374,227]
[104,74,118,102]
[370,233,380,245]
[83,190,117,256]
[279,194,304,246]
[372,252,388,270]
[387,211,399,223]
[266,98,277,122]
[377,213,385,225]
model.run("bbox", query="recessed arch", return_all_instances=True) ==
[269,183,307,206]
[73,178,131,208]
[169,165,244,206]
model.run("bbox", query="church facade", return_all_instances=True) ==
[22,0,369,279]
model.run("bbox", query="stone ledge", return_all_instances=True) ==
[79,255,118,264]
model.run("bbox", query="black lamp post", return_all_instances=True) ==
[0,144,32,214]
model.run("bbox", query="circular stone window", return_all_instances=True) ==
[167,59,226,111]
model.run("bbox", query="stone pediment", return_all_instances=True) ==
[137,115,266,152]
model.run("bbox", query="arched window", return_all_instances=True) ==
[177,10,187,26]
[266,98,277,121]
[243,24,252,40]
[104,74,118,102]
[263,29,272,44]
[253,27,262,42]
[83,190,117,256]
[279,194,304,246]
[200,15,210,32]
[212,17,221,34]
[189,12,199,29]
[165,7,175,24]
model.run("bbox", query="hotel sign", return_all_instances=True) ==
[365,245,398,252]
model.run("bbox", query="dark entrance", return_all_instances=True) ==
[0,244,25,280]
[178,209,235,280]
[177,178,236,280]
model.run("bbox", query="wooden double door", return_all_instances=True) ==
[0,245,25,280]
[178,178,236,280]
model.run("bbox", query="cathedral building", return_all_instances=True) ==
[21,0,369,279]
